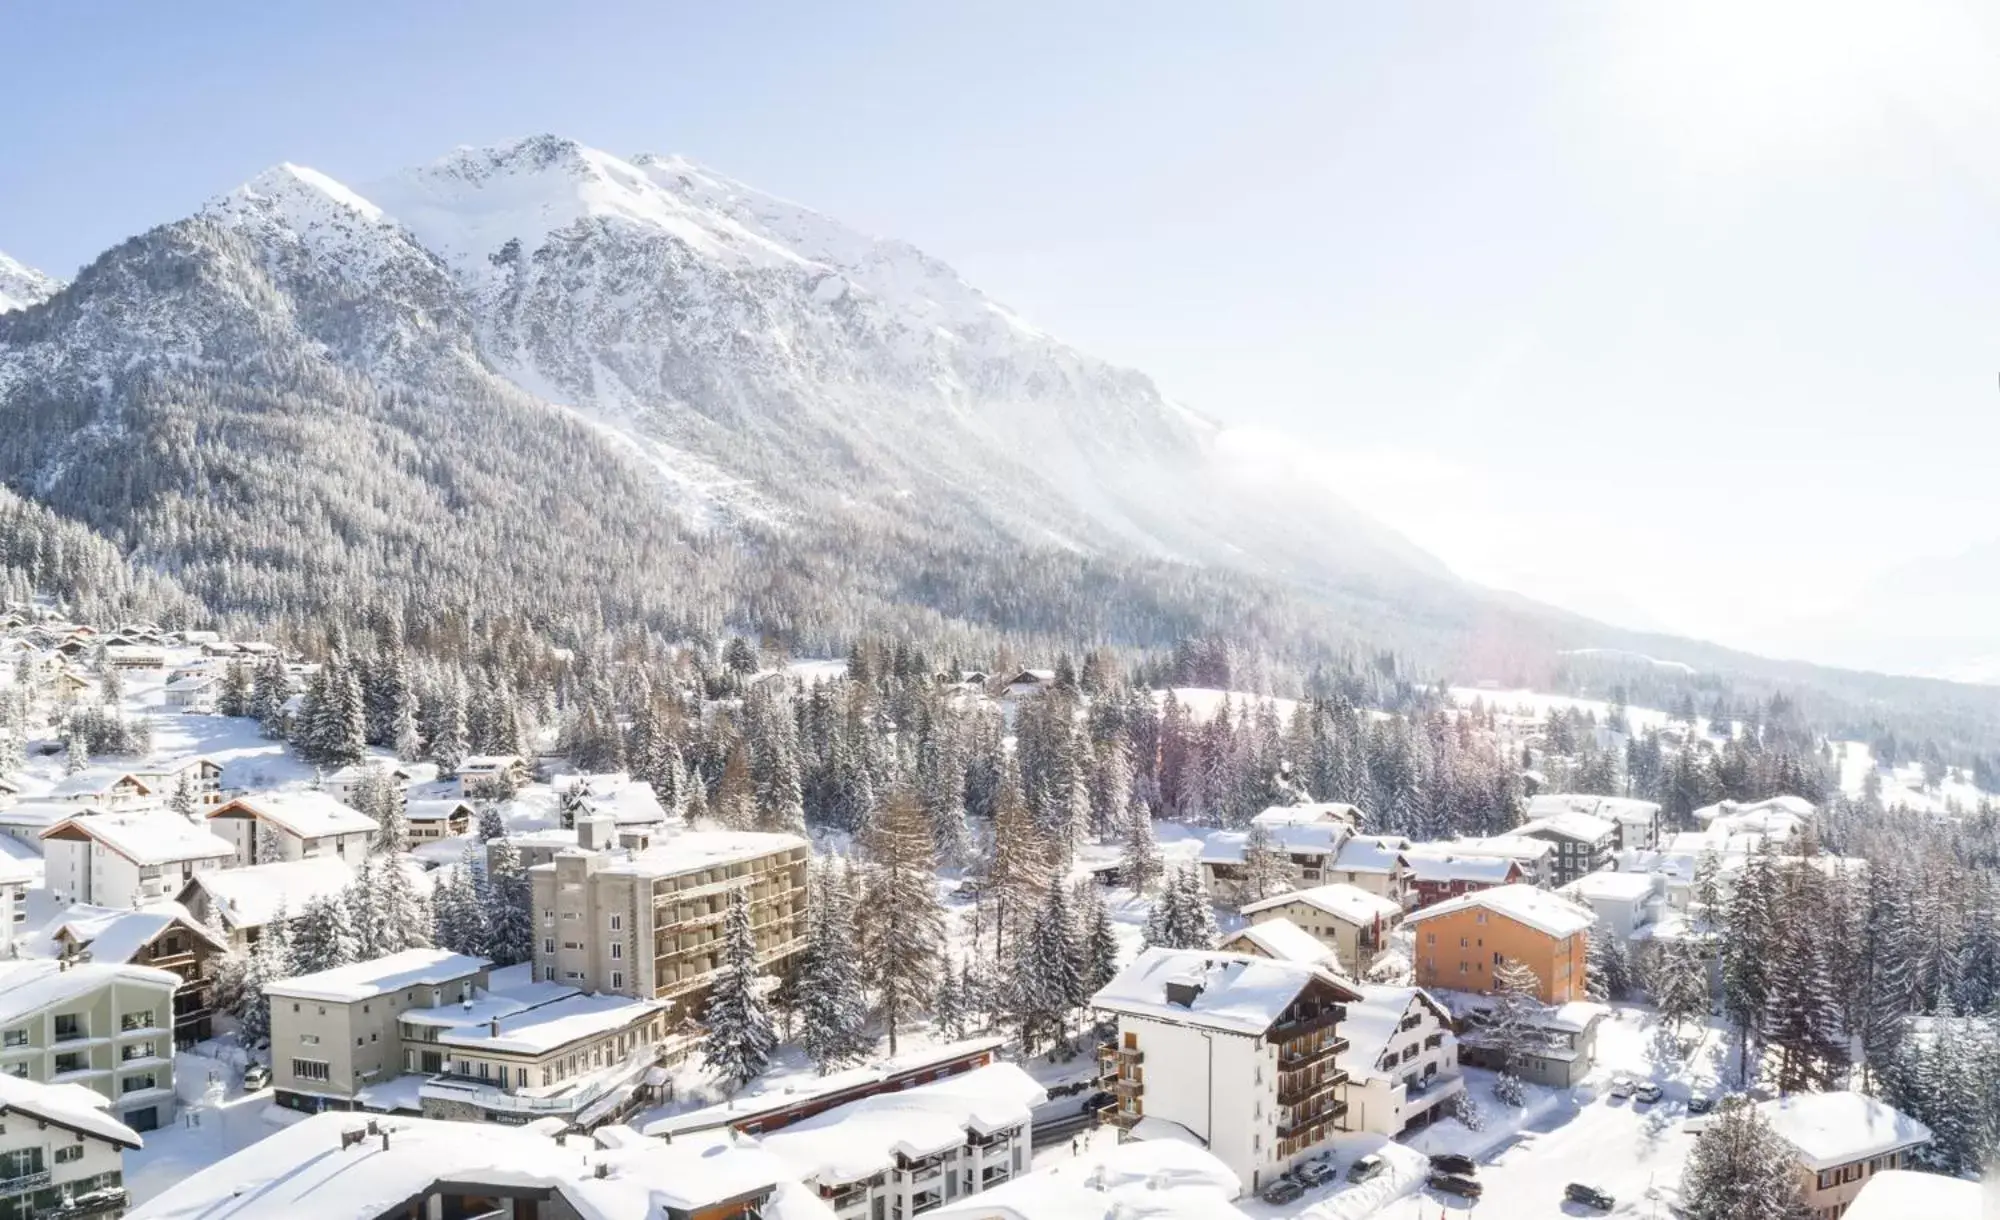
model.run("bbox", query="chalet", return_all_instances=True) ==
[1219,917,1337,967]
[48,902,229,1047]
[1405,884,1595,1005]
[405,799,475,845]
[552,772,669,830]
[1526,793,1663,852]
[1336,985,1461,1135]
[1240,883,1403,977]
[456,755,528,799]
[45,767,155,808]
[0,1074,143,1220]
[163,674,218,712]
[177,856,358,949]
[40,809,236,910]
[1403,848,1525,909]
[1323,834,1415,908]
[1201,818,1348,902]
[1444,992,1608,1088]
[1450,834,1557,887]
[323,760,441,804]
[103,645,167,670]
[999,669,1056,699]
[1559,869,1669,941]
[1091,948,1364,1193]
[1512,811,1618,885]
[130,756,225,808]
[1758,1092,1932,1219]
[208,791,378,867]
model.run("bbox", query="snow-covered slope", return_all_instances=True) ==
[0,252,59,314]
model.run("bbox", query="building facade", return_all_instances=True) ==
[267,951,491,1113]
[1239,884,1403,977]
[1759,1092,1933,1220]
[40,811,235,910]
[0,961,180,1133]
[0,1076,141,1220]
[207,792,377,868]
[1405,885,1594,1005]
[1336,986,1461,1136]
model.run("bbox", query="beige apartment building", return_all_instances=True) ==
[0,960,181,1134]
[530,824,809,1033]
[267,949,491,1114]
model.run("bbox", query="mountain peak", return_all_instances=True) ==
[209,162,388,227]
[0,251,62,314]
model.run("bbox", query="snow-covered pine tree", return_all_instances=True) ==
[374,854,431,954]
[347,856,389,960]
[1760,864,1848,1094]
[1119,798,1162,895]
[1652,936,1712,1035]
[251,654,290,738]
[252,817,285,867]
[428,673,470,777]
[1012,876,1083,1052]
[476,806,505,842]
[1677,1103,1810,1220]
[932,954,965,1041]
[290,892,360,975]
[63,729,86,775]
[432,845,492,957]
[1241,819,1291,904]
[797,859,871,1073]
[1482,960,1555,1078]
[858,786,945,1055]
[1586,932,1633,1002]
[701,886,777,1092]
[1722,845,1779,1084]
[170,773,199,821]
[1169,864,1218,950]
[985,764,1047,960]
[1080,883,1120,998]
[356,767,406,855]
[219,661,251,719]
[484,837,534,965]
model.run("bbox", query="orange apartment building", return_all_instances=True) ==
[1403,884,1594,1004]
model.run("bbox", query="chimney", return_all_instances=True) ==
[577,813,614,853]
[593,1162,610,1179]
[381,1129,390,1152]
[489,1017,501,1037]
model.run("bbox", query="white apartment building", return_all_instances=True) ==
[1240,883,1404,977]
[1219,917,1337,968]
[530,827,809,1033]
[0,854,32,959]
[1335,985,1461,1136]
[1513,812,1619,885]
[266,949,492,1114]
[1559,870,1670,941]
[42,769,155,809]
[1449,835,1558,888]
[0,960,180,1133]
[1322,835,1415,908]
[207,791,377,867]
[760,1062,1045,1219]
[129,757,225,809]
[1091,948,1364,1193]
[40,810,235,909]
[457,755,529,799]
[0,1074,142,1220]
[1525,793,1663,852]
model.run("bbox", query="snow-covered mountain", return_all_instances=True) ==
[0,252,59,314]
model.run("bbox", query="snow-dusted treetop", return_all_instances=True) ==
[0,251,61,314]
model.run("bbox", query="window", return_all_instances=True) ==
[1458,937,1468,948]
[1475,912,1487,925]
[52,1014,83,1041]
[610,943,623,960]
[1492,951,1503,966]
[300,1034,320,1046]
[0,1148,43,1180]
[1424,932,1435,946]
[53,1145,83,1165]
[542,910,553,927]
[517,1067,528,1087]
[292,1059,331,1082]
[120,1073,157,1094]
[543,938,555,955]
[1,1029,24,1048]
[121,1042,154,1062]
[1458,962,1469,974]
[611,971,624,990]
[610,914,622,931]
[120,1011,154,1032]
[542,966,556,981]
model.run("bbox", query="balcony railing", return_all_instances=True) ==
[0,1169,52,1196]
[1277,1070,1348,1107]
[1271,1006,1347,1041]
[1104,1109,1142,1131]
[1278,1037,1348,1070]
[1112,1078,1143,1099]
[1276,1099,1348,1139]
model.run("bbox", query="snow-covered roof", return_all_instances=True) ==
[459,754,525,773]
[1404,884,1597,940]
[266,948,491,1004]
[645,1037,1010,1138]
[44,807,235,866]
[1218,918,1333,965]
[1092,948,1359,1036]
[1335,985,1447,1083]
[1693,794,1815,824]
[163,675,216,692]
[45,766,151,799]
[1516,811,1619,844]
[1843,1169,1982,1220]
[554,773,670,826]
[51,901,224,964]
[1455,834,1556,862]
[928,1133,1245,1220]
[0,799,113,830]
[405,798,476,823]
[437,991,664,1056]
[1757,1092,1932,1171]
[1402,849,1521,886]
[0,1074,142,1150]
[594,830,805,879]
[125,1109,832,1220]
[1559,871,1663,903]
[186,856,357,929]
[1241,882,1401,926]
[399,981,578,1030]
[1525,794,1660,826]
[1251,802,1364,829]
[1199,821,1345,864]
[213,790,378,839]
[0,959,179,1028]
[1331,834,1410,875]
[761,1063,1046,1186]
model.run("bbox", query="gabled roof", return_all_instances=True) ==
[43,808,235,866]
[459,754,526,773]
[45,767,153,799]
[1331,835,1410,875]
[1517,811,1619,844]
[1219,918,1333,965]
[1404,884,1596,940]
[1525,793,1661,826]
[211,790,377,839]
[1251,802,1365,829]
[1241,882,1401,926]
[50,901,226,964]
[1560,871,1664,903]
[1335,985,1451,1083]
[1757,1092,1931,1171]
[405,798,476,823]
[1200,821,1345,864]
[1092,947,1362,1037]
[0,1074,142,1150]
[1402,849,1522,886]
[181,856,357,929]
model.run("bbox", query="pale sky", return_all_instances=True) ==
[5,2,2000,673]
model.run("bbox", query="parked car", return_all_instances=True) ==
[1633,1082,1664,1104]
[1348,1154,1387,1184]
[241,1061,271,1091]
[1429,1152,1477,1176]
[1566,1183,1616,1210]
[1296,1161,1337,1187]
[1262,1178,1306,1205]
[1079,1091,1116,1116]
[1429,1173,1482,1199]
[1608,1077,1636,1099]
[1686,1095,1715,1115]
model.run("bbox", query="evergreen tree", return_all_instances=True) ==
[251,654,290,738]
[1652,937,1712,1035]
[1240,819,1291,904]
[170,772,200,821]
[476,806,506,842]
[985,765,1047,960]
[1587,933,1633,1002]
[219,662,251,719]
[1080,884,1120,998]
[797,859,871,1073]
[428,673,471,777]
[347,857,390,959]
[932,955,966,1041]
[1481,960,1555,1077]
[858,787,945,1055]
[432,848,492,958]
[702,887,777,1091]
[373,853,431,954]
[484,837,534,966]
[1013,876,1083,1052]
[290,892,360,975]
[1118,799,1162,895]
[1677,1104,1809,1220]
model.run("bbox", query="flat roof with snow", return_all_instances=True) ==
[185,856,357,929]
[1560,871,1663,903]
[437,990,663,1056]
[266,949,490,1004]
[1517,811,1619,844]
[593,829,805,879]
[0,959,179,1028]
[760,1062,1046,1186]
[1842,1169,1983,1220]
[928,1133,1245,1220]
[0,1074,142,1150]
[212,790,377,838]
[1404,884,1596,939]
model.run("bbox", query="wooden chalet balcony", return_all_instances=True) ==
[1271,1004,1347,1041]
[1111,1077,1144,1099]
[1276,1098,1348,1139]
[1278,1037,1348,1070]
[1277,1070,1348,1107]
[1103,1108,1142,1132]
[1097,1043,1142,1065]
